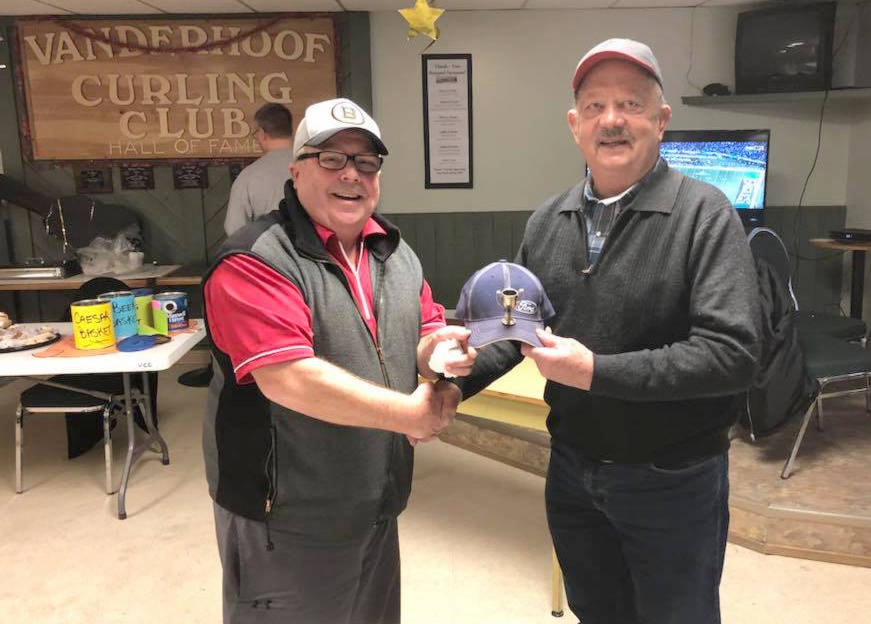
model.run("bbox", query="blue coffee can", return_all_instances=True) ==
[97,290,138,340]
[153,291,189,331]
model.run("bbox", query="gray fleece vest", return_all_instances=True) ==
[202,187,423,540]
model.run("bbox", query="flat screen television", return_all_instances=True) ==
[735,2,836,94]
[659,129,770,227]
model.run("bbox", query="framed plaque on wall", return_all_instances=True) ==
[120,165,155,190]
[173,163,209,189]
[422,53,473,189]
[74,165,113,194]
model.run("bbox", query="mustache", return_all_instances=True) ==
[597,128,632,142]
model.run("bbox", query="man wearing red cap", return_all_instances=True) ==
[459,39,760,623]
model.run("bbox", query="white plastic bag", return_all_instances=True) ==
[77,230,138,275]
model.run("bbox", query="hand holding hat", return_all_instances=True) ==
[520,328,594,391]
[420,325,477,380]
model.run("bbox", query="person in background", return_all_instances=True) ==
[202,97,471,624]
[456,39,760,624]
[224,102,295,236]
[180,103,295,388]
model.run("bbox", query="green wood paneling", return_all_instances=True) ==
[765,206,846,314]
[383,210,531,305]
[389,207,848,313]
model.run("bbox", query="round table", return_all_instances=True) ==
[809,238,871,319]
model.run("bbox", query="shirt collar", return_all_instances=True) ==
[312,218,387,248]
[582,157,667,208]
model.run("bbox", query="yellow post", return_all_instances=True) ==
[551,547,564,617]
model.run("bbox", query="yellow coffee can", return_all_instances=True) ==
[70,298,115,349]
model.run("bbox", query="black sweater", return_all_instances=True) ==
[461,161,761,466]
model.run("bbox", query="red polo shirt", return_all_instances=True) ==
[206,218,446,384]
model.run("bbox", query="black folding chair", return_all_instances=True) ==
[746,228,871,478]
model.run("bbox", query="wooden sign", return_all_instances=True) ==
[17,16,337,161]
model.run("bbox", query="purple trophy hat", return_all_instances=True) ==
[455,260,555,348]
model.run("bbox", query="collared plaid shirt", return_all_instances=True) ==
[581,158,664,266]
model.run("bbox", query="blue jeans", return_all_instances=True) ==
[546,442,729,624]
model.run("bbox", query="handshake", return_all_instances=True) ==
[406,327,478,445]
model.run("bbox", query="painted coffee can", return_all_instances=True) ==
[70,298,114,349]
[152,291,189,333]
[98,290,138,340]
[131,287,154,331]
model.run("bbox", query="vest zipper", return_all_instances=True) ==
[372,260,392,388]
[372,258,401,527]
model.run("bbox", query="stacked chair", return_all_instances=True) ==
[746,228,871,478]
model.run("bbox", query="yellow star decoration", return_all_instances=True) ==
[399,0,445,41]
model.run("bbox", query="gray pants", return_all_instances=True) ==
[214,503,400,624]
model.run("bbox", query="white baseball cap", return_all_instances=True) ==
[572,38,663,92]
[292,98,388,157]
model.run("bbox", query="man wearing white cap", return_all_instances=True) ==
[457,40,760,623]
[201,97,471,623]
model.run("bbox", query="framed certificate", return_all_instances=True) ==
[422,54,472,189]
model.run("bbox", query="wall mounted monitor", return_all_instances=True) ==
[660,129,770,227]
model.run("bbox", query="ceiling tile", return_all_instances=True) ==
[0,0,75,14]
[243,0,345,10]
[139,0,254,13]
[344,0,525,9]
[523,0,615,9]
[432,0,525,7]
[63,0,164,12]
[698,0,760,6]
[340,0,408,9]
[611,0,698,7]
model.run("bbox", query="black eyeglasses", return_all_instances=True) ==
[297,150,383,174]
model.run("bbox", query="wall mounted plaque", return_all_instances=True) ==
[74,165,113,193]
[173,163,209,189]
[120,165,155,190]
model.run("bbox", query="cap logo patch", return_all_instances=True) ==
[515,300,537,315]
[331,103,366,125]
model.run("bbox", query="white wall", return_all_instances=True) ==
[370,7,854,214]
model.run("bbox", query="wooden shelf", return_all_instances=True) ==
[681,88,871,106]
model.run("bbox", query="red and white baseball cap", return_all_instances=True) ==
[572,38,663,92]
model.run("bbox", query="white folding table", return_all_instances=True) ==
[0,321,206,518]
